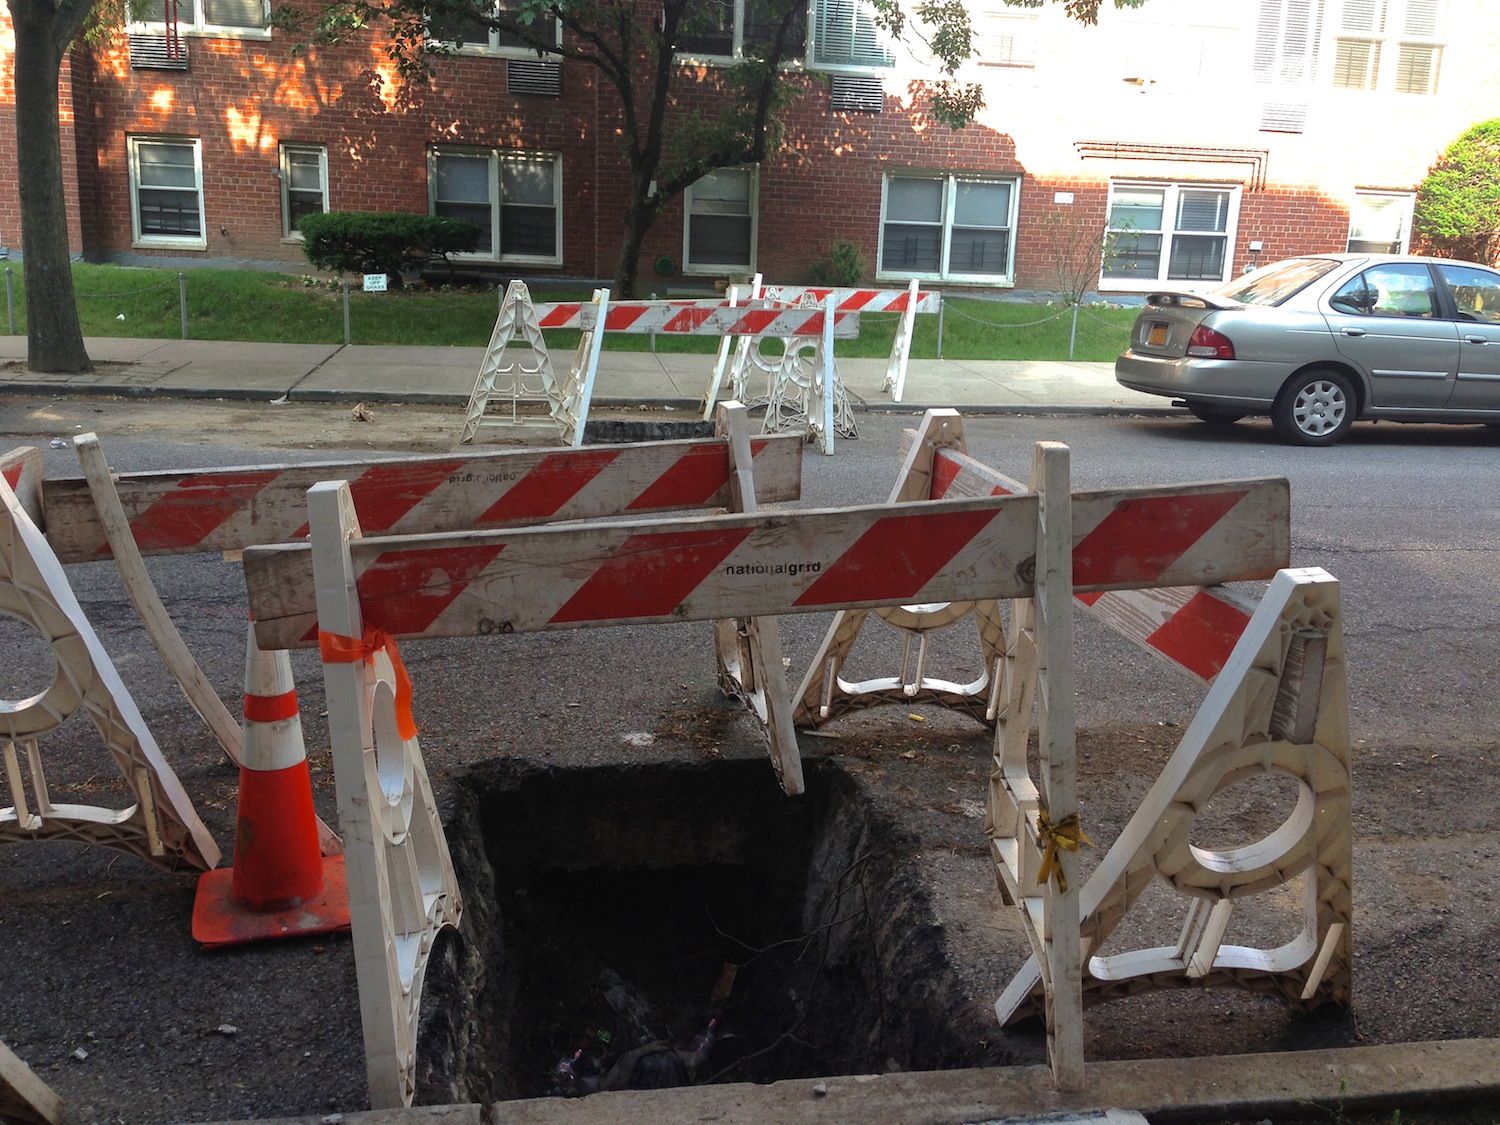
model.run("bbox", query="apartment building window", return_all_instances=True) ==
[1104,182,1238,287]
[812,0,894,69]
[1346,191,1413,253]
[430,148,561,263]
[684,167,757,273]
[136,0,268,33]
[427,0,561,54]
[678,0,806,60]
[879,174,1018,284]
[130,137,205,248]
[280,145,328,240]
[971,5,1038,70]
[1332,0,1443,94]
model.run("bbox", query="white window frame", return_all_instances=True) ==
[674,0,806,64]
[280,144,329,241]
[1346,190,1414,254]
[1102,180,1241,292]
[428,147,563,265]
[426,0,562,57]
[876,172,1020,287]
[129,135,207,250]
[130,0,271,39]
[809,0,895,73]
[682,166,759,275]
[1329,0,1444,94]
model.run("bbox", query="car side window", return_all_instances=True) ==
[1330,264,1438,319]
[1436,263,1500,324]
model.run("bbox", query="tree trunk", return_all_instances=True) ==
[613,201,651,299]
[10,3,92,373]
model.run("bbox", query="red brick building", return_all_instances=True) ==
[2,0,1496,294]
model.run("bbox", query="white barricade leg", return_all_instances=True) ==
[0,1038,61,1125]
[461,280,559,445]
[792,410,1005,727]
[701,275,762,421]
[0,450,220,871]
[71,434,343,857]
[986,441,1084,1090]
[880,279,921,403]
[554,288,609,447]
[995,567,1352,1029]
[308,481,462,1109]
[711,402,803,795]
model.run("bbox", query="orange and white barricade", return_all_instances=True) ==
[464,282,860,451]
[241,439,1297,1099]
[1,1037,60,1125]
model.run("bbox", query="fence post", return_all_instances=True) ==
[342,282,352,346]
[4,266,13,336]
[1068,302,1080,361]
[936,297,945,361]
[178,273,188,340]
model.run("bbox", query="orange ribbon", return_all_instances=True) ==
[318,626,418,741]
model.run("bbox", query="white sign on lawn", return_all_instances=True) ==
[362,274,388,293]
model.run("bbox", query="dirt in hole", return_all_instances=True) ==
[416,756,1005,1105]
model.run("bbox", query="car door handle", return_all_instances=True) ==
[1465,335,1489,345]
[1341,328,1366,337]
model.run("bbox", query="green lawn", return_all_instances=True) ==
[5,263,1136,361]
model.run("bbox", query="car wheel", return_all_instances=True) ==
[1272,369,1356,446]
[1186,402,1245,426]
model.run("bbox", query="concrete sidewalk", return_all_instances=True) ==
[0,336,1172,415]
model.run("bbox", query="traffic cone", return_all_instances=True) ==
[192,625,350,947]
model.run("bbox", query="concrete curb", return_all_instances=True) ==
[198,1038,1500,1124]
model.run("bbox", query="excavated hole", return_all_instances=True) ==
[419,758,991,1104]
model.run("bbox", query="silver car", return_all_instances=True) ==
[1115,253,1500,445]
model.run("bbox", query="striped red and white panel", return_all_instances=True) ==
[0,445,44,529]
[758,286,941,315]
[245,478,1288,651]
[928,444,1268,685]
[534,300,861,337]
[41,435,802,563]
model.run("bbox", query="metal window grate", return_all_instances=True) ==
[507,59,562,97]
[830,75,884,112]
[128,33,189,70]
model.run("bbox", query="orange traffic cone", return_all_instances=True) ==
[192,625,350,947]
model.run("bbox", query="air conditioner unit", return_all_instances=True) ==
[508,59,562,97]
[830,75,884,113]
[128,34,189,71]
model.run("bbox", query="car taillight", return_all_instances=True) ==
[1186,325,1235,359]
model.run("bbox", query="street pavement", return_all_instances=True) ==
[0,335,1172,415]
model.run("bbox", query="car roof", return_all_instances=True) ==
[1282,252,1496,270]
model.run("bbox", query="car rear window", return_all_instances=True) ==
[1214,258,1342,306]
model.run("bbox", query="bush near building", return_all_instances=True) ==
[1414,120,1500,265]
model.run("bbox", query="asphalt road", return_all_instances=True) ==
[2,400,1498,1122]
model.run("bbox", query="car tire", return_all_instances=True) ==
[1186,402,1245,426]
[1272,369,1356,446]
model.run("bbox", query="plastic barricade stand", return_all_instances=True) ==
[702,281,940,416]
[241,448,1295,1102]
[461,279,564,444]
[0,447,220,871]
[307,482,462,1109]
[793,409,1006,727]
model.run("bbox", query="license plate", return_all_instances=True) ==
[1147,323,1169,347]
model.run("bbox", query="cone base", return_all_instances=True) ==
[192,854,351,948]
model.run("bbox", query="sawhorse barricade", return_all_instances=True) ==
[239,443,1292,1104]
[9,430,801,869]
[462,281,861,452]
[700,280,941,421]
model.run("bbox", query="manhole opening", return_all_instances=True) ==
[420,758,988,1104]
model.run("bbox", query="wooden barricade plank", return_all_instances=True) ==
[0,1038,61,1125]
[244,479,1290,650]
[41,434,804,564]
[905,428,1274,685]
[0,446,44,529]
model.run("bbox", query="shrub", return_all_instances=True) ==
[1414,120,1500,264]
[809,238,868,286]
[296,211,482,286]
